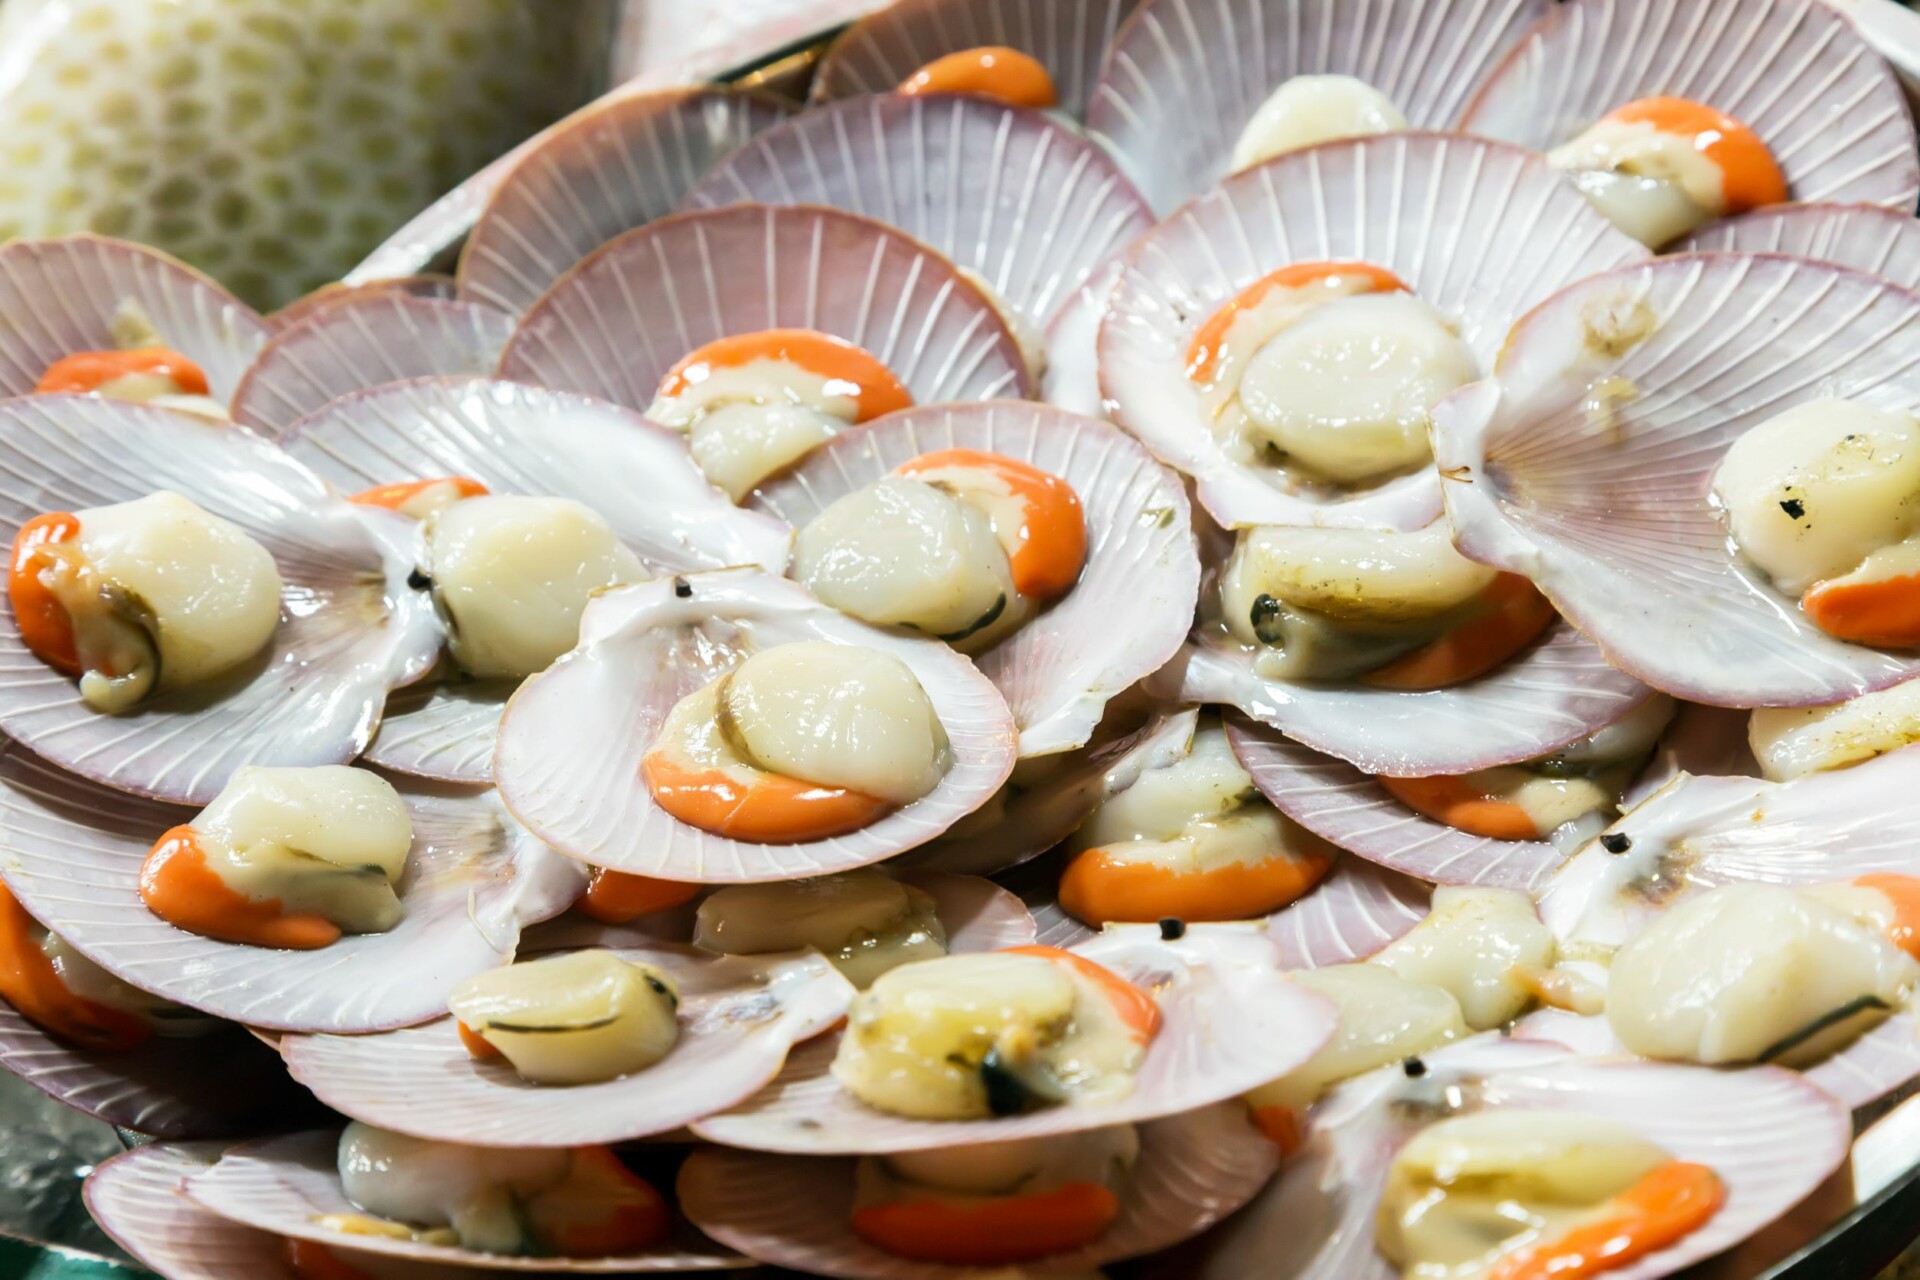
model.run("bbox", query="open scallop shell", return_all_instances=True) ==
[679,1101,1275,1279]
[182,1131,747,1273]
[680,94,1153,411]
[688,924,1337,1153]
[1087,0,1553,214]
[495,569,1017,882]
[1266,857,1430,969]
[280,947,855,1147]
[0,235,270,402]
[496,204,1032,418]
[1676,203,1920,289]
[1143,1038,1851,1280]
[1618,700,1758,809]
[1098,132,1647,530]
[1460,0,1920,211]
[0,396,441,803]
[1155,623,1657,777]
[458,89,796,317]
[813,0,1143,117]
[269,276,460,333]
[1433,253,1920,707]
[748,401,1196,756]
[231,297,515,439]
[0,743,586,1033]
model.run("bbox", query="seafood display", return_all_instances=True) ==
[11,0,1920,1277]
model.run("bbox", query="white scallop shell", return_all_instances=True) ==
[1088,0,1553,213]
[494,569,1018,882]
[688,924,1337,1153]
[1460,0,1920,211]
[749,402,1197,756]
[459,89,796,317]
[0,397,442,803]
[1098,132,1647,530]
[1155,624,1657,776]
[1433,253,1920,707]
[682,95,1153,335]
[269,275,460,333]
[1142,1038,1850,1280]
[813,0,1144,116]
[231,297,514,438]
[182,1130,749,1273]
[1675,203,1920,289]
[0,744,586,1033]
[0,235,269,401]
[280,947,855,1146]
[679,1102,1276,1279]
[496,204,1032,416]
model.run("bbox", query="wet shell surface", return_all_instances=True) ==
[1264,855,1430,968]
[679,1101,1276,1279]
[1151,1037,1851,1280]
[496,204,1033,415]
[268,275,461,333]
[1098,132,1646,530]
[0,397,442,804]
[813,0,1144,116]
[1434,253,1920,707]
[459,88,796,317]
[688,924,1336,1153]
[749,401,1198,755]
[1157,622,1656,777]
[1089,0,1553,213]
[0,743,585,1033]
[231,296,515,439]
[494,569,1018,882]
[280,947,856,1147]
[0,235,270,401]
[182,1130,748,1273]
[1461,0,1920,210]
[1675,202,1920,290]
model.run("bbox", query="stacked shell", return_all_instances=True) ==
[11,0,1920,1276]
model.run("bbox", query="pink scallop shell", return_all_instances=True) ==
[1675,203,1920,290]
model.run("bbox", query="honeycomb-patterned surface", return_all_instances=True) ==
[0,0,605,309]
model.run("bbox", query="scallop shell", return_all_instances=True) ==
[813,0,1144,116]
[1265,856,1430,969]
[0,744,586,1033]
[496,204,1032,418]
[679,1102,1275,1279]
[269,276,460,333]
[1675,203,1920,289]
[0,235,269,402]
[0,1001,314,1139]
[231,297,515,439]
[182,1130,748,1273]
[1618,700,1759,810]
[281,947,855,1147]
[687,924,1337,1153]
[1143,1037,1851,1280]
[0,397,442,804]
[458,89,796,317]
[749,402,1196,756]
[494,569,1017,882]
[1433,253,1920,707]
[1098,132,1647,530]
[1155,624,1657,777]
[1087,0,1554,213]
[680,94,1153,411]
[1460,0,1920,211]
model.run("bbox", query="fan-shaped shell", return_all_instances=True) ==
[0,744,585,1033]
[1676,203,1920,290]
[749,402,1195,755]
[459,89,796,317]
[1433,253,1920,707]
[679,1102,1275,1279]
[1265,857,1430,969]
[1099,132,1647,529]
[494,570,1017,883]
[232,297,514,438]
[269,275,459,333]
[1088,0,1553,213]
[0,235,269,401]
[0,397,442,803]
[1460,0,1920,212]
[496,204,1032,416]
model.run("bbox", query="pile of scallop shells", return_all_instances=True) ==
[9,0,1920,1276]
